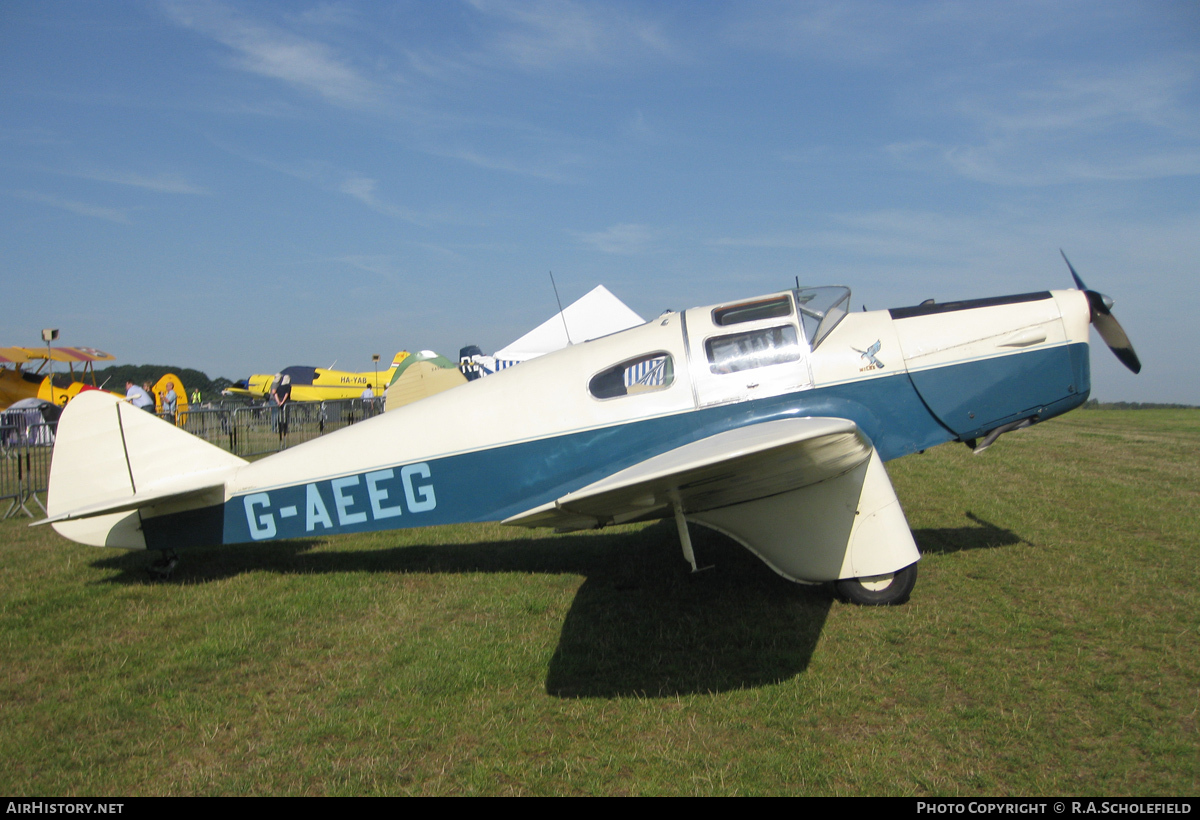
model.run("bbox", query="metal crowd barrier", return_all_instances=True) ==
[1,420,55,519]
[175,398,380,457]
[0,399,383,517]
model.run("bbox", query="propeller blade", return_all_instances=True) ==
[1060,249,1088,291]
[1093,310,1141,373]
[1060,250,1142,374]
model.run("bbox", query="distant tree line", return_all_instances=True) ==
[86,365,234,402]
[1082,399,1197,410]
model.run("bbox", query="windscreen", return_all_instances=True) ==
[794,287,850,349]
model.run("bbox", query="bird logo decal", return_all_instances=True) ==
[852,340,885,370]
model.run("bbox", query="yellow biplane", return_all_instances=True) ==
[0,346,116,411]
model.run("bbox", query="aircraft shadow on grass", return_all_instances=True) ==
[88,512,1025,698]
[911,511,1028,557]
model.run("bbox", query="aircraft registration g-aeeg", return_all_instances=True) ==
[39,254,1139,604]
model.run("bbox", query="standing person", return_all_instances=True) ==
[272,374,292,446]
[162,381,178,424]
[361,385,375,417]
[268,373,282,432]
[125,380,154,410]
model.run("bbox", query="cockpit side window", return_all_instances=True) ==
[705,325,801,374]
[712,297,792,326]
[589,353,675,400]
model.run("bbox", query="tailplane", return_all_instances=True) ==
[41,392,246,549]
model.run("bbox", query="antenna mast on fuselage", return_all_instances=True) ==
[549,271,573,346]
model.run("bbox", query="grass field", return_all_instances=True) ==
[1,410,1196,796]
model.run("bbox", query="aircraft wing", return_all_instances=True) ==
[0,347,33,364]
[505,417,871,530]
[8,347,116,364]
[505,416,917,584]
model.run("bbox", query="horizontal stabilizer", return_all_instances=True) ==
[37,480,228,525]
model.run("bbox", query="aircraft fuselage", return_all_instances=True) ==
[149,287,1091,550]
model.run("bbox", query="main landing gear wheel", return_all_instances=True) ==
[834,563,918,606]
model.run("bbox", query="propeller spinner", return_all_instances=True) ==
[1060,250,1142,374]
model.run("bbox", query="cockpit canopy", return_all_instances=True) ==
[579,285,851,409]
[705,287,850,351]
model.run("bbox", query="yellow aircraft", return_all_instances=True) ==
[0,346,116,410]
[224,352,413,403]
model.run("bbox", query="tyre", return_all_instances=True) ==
[834,562,918,606]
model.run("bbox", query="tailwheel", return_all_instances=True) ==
[834,562,918,606]
[148,550,179,580]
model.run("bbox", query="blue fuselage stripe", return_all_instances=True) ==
[219,343,1089,546]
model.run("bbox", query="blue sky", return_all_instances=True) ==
[2,1,1197,402]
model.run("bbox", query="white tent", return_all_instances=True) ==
[493,285,644,363]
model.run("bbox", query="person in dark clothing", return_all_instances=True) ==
[272,375,292,446]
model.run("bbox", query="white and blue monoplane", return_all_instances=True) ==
[39,254,1139,604]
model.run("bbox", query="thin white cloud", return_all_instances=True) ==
[167,3,629,183]
[12,191,132,224]
[574,223,660,255]
[726,1,1078,67]
[426,145,584,183]
[778,146,834,166]
[708,209,1032,270]
[163,1,378,107]
[338,175,377,201]
[728,1,904,64]
[938,143,1200,186]
[0,126,70,147]
[336,174,425,224]
[962,62,1199,135]
[706,205,1200,322]
[292,4,361,29]
[467,0,678,70]
[207,138,430,224]
[894,56,1200,185]
[622,110,664,144]
[69,170,209,195]
[331,254,401,279]
[730,4,1200,187]
[404,48,474,85]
